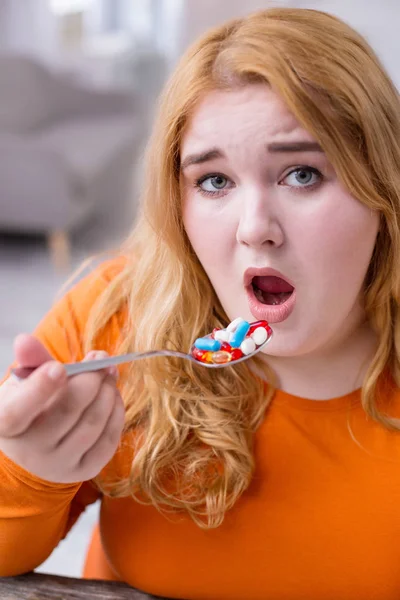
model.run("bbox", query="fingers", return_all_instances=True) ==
[31,352,116,445]
[83,350,119,380]
[0,344,124,484]
[78,393,125,477]
[13,334,54,368]
[0,350,114,439]
[60,376,123,467]
[0,361,67,438]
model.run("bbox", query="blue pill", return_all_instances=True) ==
[229,320,250,348]
[194,337,221,351]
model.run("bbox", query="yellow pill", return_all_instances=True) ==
[211,351,232,364]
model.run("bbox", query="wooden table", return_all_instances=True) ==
[0,572,172,599]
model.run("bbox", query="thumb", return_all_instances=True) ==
[13,334,54,368]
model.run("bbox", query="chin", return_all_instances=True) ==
[258,325,314,358]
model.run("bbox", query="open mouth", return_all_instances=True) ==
[251,275,294,305]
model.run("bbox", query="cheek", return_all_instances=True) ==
[182,197,237,267]
[293,194,379,283]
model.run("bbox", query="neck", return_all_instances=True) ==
[262,320,378,400]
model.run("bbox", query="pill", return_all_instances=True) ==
[248,320,269,335]
[192,347,209,360]
[240,337,256,355]
[192,347,214,362]
[251,327,268,345]
[211,351,232,364]
[231,348,244,360]
[214,329,231,342]
[220,342,232,352]
[230,320,250,348]
[194,337,221,352]
[227,317,245,332]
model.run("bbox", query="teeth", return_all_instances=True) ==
[253,287,289,306]
[254,287,264,302]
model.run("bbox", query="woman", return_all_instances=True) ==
[1,7,400,599]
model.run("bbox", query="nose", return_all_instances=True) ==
[236,187,284,248]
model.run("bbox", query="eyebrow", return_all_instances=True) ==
[180,140,323,171]
[180,148,225,171]
[267,141,323,153]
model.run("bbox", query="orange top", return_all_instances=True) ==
[1,259,400,600]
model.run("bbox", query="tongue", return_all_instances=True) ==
[253,276,293,294]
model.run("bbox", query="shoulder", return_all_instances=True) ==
[63,254,127,301]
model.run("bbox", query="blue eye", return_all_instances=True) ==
[195,174,233,197]
[281,167,321,188]
[199,175,228,192]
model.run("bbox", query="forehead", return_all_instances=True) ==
[181,84,316,149]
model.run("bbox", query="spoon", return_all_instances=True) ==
[11,320,273,380]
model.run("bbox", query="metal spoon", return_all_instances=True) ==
[11,328,273,380]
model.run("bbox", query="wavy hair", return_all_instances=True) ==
[80,8,400,527]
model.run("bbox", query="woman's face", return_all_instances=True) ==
[180,84,380,357]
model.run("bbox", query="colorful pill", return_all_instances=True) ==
[191,319,272,365]
[230,320,250,348]
[192,347,210,361]
[194,337,221,352]
[220,341,232,352]
[211,351,232,364]
[227,317,244,332]
[231,348,244,361]
[248,320,269,335]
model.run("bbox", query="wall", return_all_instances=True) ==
[0,0,59,61]
[171,0,400,89]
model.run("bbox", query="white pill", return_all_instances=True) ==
[227,317,244,332]
[240,337,256,355]
[214,329,231,342]
[251,327,268,346]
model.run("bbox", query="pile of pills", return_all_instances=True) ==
[191,317,272,365]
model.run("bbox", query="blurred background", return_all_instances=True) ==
[0,0,398,578]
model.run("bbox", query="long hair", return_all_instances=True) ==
[81,8,400,527]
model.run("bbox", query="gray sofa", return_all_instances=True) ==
[0,54,140,268]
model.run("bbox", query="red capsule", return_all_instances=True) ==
[192,347,212,362]
[220,341,232,352]
[231,348,244,361]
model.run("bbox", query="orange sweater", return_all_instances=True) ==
[1,259,400,600]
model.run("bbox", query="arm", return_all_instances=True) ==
[0,258,124,576]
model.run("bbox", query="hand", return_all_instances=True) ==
[0,334,125,483]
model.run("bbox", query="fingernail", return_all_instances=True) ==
[84,350,108,361]
[47,362,65,381]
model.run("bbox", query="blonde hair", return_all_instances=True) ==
[81,8,400,527]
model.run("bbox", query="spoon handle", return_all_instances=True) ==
[11,350,195,380]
